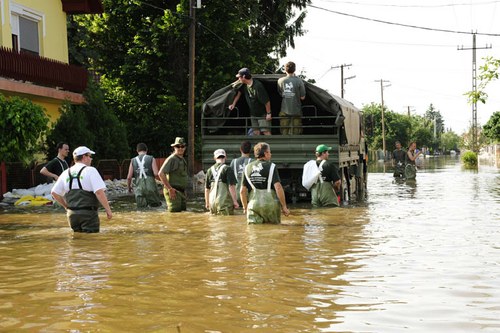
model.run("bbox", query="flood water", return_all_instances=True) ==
[1,156,499,332]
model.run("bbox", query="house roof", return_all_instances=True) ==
[61,0,104,14]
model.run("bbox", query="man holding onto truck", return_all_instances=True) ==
[277,61,306,135]
[311,144,341,208]
[229,68,272,136]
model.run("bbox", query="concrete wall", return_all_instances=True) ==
[479,144,500,168]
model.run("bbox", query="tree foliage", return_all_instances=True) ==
[482,111,500,143]
[460,126,488,151]
[67,0,311,156]
[362,103,436,152]
[0,94,49,164]
[45,80,129,162]
[466,56,500,105]
[440,130,461,152]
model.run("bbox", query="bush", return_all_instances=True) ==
[0,94,49,164]
[461,151,478,168]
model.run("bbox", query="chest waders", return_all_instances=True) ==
[234,158,251,204]
[133,155,161,208]
[244,163,281,224]
[163,157,188,212]
[311,160,339,208]
[65,167,100,233]
[405,153,417,179]
[393,151,406,178]
[404,164,417,179]
[209,164,233,215]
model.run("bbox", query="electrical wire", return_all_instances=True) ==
[308,4,500,36]
[314,0,500,8]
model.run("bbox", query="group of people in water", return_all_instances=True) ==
[42,136,343,233]
[128,138,341,225]
[392,140,423,179]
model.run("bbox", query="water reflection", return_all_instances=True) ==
[1,157,499,332]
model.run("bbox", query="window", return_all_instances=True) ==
[10,3,44,55]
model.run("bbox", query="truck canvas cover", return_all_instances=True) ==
[202,75,361,145]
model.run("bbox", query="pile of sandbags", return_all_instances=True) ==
[1,183,54,206]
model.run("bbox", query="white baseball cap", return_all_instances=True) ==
[73,146,95,157]
[213,149,226,158]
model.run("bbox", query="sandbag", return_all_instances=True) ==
[302,160,321,191]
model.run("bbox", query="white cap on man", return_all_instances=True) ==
[213,149,226,159]
[73,146,95,157]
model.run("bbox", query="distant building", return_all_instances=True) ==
[0,0,103,121]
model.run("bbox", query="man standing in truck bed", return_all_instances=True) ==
[229,68,272,136]
[277,61,306,135]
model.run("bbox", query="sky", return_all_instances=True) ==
[282,0,500,134]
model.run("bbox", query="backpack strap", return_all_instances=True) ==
[244,163,256,191]
[68,166,87,190]
[318,160,326,183]
[267,163,275,192]
[135,155,147,179]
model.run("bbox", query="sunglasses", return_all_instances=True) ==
[175,145,186,149]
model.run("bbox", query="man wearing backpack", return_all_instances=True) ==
[310,144,341,208]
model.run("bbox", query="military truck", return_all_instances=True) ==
[201,74,367,203]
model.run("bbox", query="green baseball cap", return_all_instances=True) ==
[316,144,332,153]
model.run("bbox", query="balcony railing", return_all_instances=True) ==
[0,46,88,93]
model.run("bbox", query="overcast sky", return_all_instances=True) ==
[282,0,500,134]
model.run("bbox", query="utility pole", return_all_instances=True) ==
[187,0,196,179]
[319,64,352,97]
[342,74,356,98]
[405,106,415,117]
[458,32,492,152]
[375,79,390,161]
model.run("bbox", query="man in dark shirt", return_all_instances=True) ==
[40,142,70,182]
[229,68,272,136]
[310,144,341,207]
[392,141,406,178]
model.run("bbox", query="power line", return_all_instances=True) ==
[308,4,500,36]
[315,0,500,8]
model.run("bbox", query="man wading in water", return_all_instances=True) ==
[240,142,289,224]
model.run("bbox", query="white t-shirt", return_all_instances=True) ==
[51,162,106,196]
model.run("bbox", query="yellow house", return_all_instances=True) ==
[0,0,103,121]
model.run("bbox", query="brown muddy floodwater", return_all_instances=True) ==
[0,156,499,332]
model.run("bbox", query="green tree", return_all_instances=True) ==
[460,126,488,151]
[0,94,49,164]
[423,103,444,151]
[67,0,311,156]
[440,130,461,152]
[362,103,433,151]
[466,56,500,105]
[482,111,500,143]
[45,80,129,162]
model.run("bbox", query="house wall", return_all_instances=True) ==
[0,0,82,123]
[0,0,69,63]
